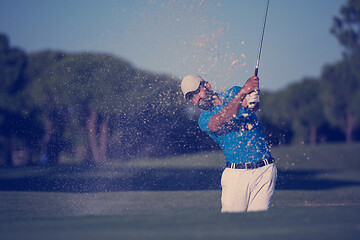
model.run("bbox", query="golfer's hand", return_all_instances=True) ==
[246,91,260,104]
[242,75,259,95]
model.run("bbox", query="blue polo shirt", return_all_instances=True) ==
[198,86,272,164]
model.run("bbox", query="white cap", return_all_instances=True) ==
[181,74,204,99]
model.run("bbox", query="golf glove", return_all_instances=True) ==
[246,90,260,109]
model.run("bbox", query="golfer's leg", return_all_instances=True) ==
[221,168,249,212]
[247,164,277,212]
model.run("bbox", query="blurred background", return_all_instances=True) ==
[1,0,359,167]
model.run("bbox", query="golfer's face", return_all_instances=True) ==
[190,85,207,106]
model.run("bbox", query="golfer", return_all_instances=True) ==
[181,74,277,212]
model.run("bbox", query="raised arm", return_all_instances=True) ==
[208,76,259,133]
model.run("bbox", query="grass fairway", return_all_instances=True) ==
[0,143,360,239]
[1,205,359,240]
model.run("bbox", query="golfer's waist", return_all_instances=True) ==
[225,157,275,170]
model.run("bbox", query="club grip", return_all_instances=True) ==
[247,92,260,110]
[254,67,258,77]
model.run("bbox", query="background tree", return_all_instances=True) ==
[282,78,325,145]
[31,53,138,164]
[0,33,41,166]
[26,51,68,164]
[319,0,360,143]
[331,0,360,57]
[320,59,360,143]
[258,90,293,146]
[29,52,191,163]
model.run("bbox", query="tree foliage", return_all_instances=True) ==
[0,34,42,166]
[283,78,325,144]
[22,50,212,163]
[320,58,360,142]
[331,0,360,56]
[0,34,28,113]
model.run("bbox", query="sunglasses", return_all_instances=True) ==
[185,81,205,101]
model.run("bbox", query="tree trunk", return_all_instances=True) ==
[99,117,109,163]
[88,111,100,163]
[309,125,317,145]
[345,111,355,143]
[4,136,12,166]
[75,144,88,163]
[10,137,30,166]
[87,111,108,164]
[40,117,52,164]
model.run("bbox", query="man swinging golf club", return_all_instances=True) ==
[181,0,276,212]
[181,74,277,212]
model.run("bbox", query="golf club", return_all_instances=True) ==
[255,0,270,77]
[248,0,270,108]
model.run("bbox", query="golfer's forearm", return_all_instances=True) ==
[208,91,246,132]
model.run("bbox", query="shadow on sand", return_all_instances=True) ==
[0,166,359,193]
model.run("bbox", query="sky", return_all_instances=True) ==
[0,0,346,92]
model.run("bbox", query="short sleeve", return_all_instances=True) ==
[198,111,213,133]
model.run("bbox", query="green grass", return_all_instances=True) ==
[0,206,359,240]
[0,143,360,239]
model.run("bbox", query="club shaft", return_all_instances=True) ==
[255,0,270,77]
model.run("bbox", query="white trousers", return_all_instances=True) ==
[221,163,277,212]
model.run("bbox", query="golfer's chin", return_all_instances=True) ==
[198,101,215,111]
